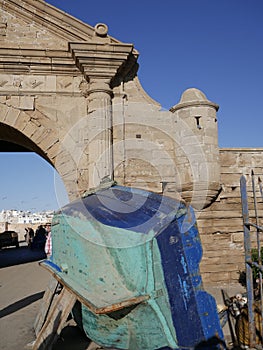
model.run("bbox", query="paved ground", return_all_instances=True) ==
[0,244,95,350]
[0,243,247,350]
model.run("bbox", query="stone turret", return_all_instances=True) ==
[170,88,221,209]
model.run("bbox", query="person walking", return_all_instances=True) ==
[44,223,52,258]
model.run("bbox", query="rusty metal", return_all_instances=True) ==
[259,176,263,201]
[240,172,263,348]
[252,171,263,344]
[240,174,256,347]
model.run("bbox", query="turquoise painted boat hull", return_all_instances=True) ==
[42,185,225,349]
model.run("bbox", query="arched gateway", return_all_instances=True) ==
[0,0,221,209]
[3,0,263,287]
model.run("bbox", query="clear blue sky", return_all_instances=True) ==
[1,0,263,211]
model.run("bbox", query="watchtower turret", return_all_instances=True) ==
[170,88,221,209]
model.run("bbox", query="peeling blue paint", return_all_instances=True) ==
[44,185,225,349]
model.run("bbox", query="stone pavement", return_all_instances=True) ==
[0,244,249,350]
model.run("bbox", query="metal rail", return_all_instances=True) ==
[240,171,263,348]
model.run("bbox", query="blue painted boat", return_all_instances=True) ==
[41,185,225,350]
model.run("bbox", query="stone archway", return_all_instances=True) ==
[0,0,221,210]
[0,122,51,161]
[4,0,262,289]
[0,0,137,202]
[0,104,80,201]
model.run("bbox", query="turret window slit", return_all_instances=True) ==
[195,116,202,129]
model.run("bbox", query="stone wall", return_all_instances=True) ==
[0,1,222,211]
[198,148,263,285]
[1,0,263,286]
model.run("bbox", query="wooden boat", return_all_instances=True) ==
[41,184,225,350]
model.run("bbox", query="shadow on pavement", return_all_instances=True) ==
[0,244,46,268]
[0,291,45,318]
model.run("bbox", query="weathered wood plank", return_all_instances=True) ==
[34,276,59,336]
[32,286,76,350]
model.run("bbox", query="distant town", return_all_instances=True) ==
[0,209,54,225]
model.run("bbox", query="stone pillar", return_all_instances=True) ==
[69,23,135,191]
[111,84,127,185]
[87,78,113,188]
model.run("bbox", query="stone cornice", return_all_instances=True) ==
[69,41,136,82]
[170,100,219,112]
[0,42,138,79]
[0,48,79,75]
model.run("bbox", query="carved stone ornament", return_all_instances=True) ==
[94,23,108,37]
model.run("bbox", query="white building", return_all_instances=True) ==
[0,209,53,225]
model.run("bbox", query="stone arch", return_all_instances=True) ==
[0,104,80,203]
[0,122,51,163]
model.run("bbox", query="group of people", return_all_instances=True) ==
[24,223,52,257]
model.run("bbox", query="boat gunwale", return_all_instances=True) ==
[39,259,150,315]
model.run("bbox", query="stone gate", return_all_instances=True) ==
[1,0,263,285]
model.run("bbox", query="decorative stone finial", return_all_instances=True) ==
[94,23,108,37]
